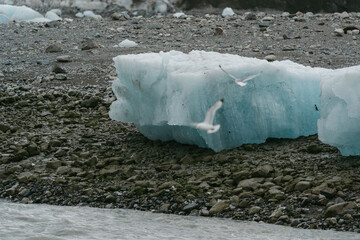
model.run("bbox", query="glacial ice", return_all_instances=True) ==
[110,50,327,152]
[0,4,51,23]
[318,65,360,156]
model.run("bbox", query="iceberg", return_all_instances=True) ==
[0,4,51,23]
[318,66,360,156]
[110,50,326,152]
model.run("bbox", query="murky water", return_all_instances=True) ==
[0,201,358,240]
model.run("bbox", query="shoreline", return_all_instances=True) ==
[1,9,360,232]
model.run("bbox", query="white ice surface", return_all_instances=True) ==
[318,65,360,156]
[222,7,235,17]
[110,50,329,152]
[0,4,51,23]
[117,39,138,48]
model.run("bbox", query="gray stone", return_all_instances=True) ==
[45,43,62,53]
[295,181,311,191]
[232,170,250,183]
[17,172,37,182]
[0,123,10,132]
[238,178,263,190]
[312,182,336,198]
[46,160,62,170]
[265,54,276,62]
[209,200,230,215]
[252,164,274,177]
[80,39,98,50]
[56,55,72,62]
[244,12,257,20]
[324,202,357,218]
[248,206,261,214]
[159,181,181,190]
[81,97,102,108]
[182,202,199,212]
[26,144,39,156]
[56,166,71,175]
[270,208,283,219]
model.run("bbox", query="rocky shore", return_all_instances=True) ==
[1,8,360,232]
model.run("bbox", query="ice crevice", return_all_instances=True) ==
[110,50,360,155]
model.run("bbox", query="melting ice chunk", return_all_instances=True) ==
[318,66,360,156]
[110,50,328,152]
[0,4,51,23]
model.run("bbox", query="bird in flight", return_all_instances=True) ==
[190,99,224,134]
[219,65,260,87]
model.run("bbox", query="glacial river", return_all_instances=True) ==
[0,201,358,240]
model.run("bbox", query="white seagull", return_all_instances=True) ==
[219,65,260,87]
[190,99,224,134]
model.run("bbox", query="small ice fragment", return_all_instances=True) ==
[118,39,138,48]
[222,7,235,17]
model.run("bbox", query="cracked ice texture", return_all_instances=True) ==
[109,51,328,152]
[318,65,360,156]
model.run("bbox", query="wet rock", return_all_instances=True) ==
[182,202,199,212]
[232,170,250,184]
[265,54,276,62]
[10,149,29,162]
[324,202,357,218]
[252,164,274,177]
[26,143,39,157]
[45,43,63,53]
[56,166,71,175]
[54,74,67,81]
[159,203,170,212]
[248,206,261,214]
[104,194,116,203]
[295,181,311,191]
[307,145,322,154]
[99,165,121,176]
[209,200,230,215]
[17,172,37,182]
[269,207,283,222]
[238,178,263,190]
[0,123,10,132]
[312,182,336,198]
[56,55,72,62]
[46,160,62,170]
[111,12,130,21]
[244,12,257,20]
[214,27,223,36]
[80,39,99,50]
[81,97,102,108]
[334,28,344,36]
[159,181,181,190]
[238,199,249,208]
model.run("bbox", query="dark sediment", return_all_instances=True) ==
[0,8,360,233]
[180,0,360,13]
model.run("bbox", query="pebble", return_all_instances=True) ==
[56,55,72,62]
[45,43,63,53]
[244,12,257,20]
[265,54,276,62]
[80,39,99,50]
[334,28,344,36]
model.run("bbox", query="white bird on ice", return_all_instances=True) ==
[219,65,260,87]
[190,99,224,134]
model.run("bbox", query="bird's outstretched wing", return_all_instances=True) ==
[219,65,260,86]
[219,65,239,81]
[235,73,260,86]
[204,99,224,125]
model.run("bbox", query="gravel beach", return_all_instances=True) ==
[1,7,360,232]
